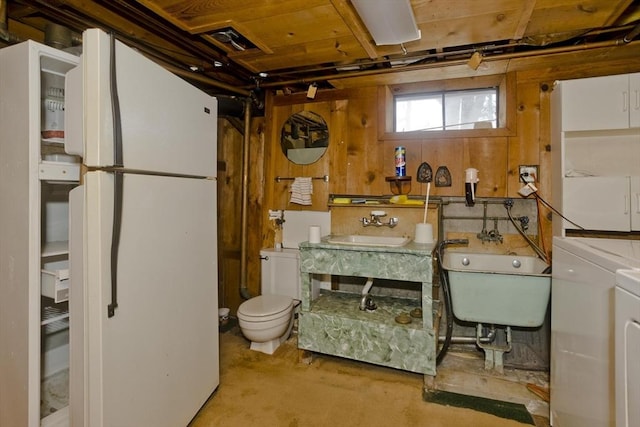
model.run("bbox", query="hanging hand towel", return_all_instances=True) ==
[289,177,313,205]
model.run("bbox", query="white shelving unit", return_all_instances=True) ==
[552,73,640,236]
[0,41,79,427]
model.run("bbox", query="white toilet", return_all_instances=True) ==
[237,248,300,354]
[237,210,331,355]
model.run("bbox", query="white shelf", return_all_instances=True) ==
[42,241,69,258]
[41,304,69,334]
[39,161,80,182]
[41,137,65,145]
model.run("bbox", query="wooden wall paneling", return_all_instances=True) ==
[511,44,640,84]
[270,104,296,209]
[217,118,243,312]
[378,86,394,139]
[537,82,554,259]
[344,87,385,195]
[509,81,542,197]
[299,102,332,211]
[464,137,509,198]
[260,93,280,252]
[507,80,552,259]
[507,82,551,258]
[328,99,350,195]
[246,116,267,305]
[269,101,334,211]
[420,139,464,197]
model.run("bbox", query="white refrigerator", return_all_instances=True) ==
[0,28,219,427]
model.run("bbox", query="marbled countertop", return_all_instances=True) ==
[299,236,435,255]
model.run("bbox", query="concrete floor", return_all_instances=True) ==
[190,326,550,427]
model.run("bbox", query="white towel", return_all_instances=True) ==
[289,177,313,205]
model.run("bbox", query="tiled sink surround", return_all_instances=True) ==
[298,239,437,375]
[329,203,439,240]
[441,197,540,255]
[328,197,538,256]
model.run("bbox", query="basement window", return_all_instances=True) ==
[395,87,498,132]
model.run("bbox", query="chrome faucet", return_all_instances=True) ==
[476,202,503,243]
[487,219,503,243]
[360,210,398,228]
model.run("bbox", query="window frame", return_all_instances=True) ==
[394,87,499,132]
[378,73,516,140]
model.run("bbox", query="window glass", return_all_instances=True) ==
[395,88,497,132]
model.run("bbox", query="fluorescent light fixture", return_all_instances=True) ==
[351,0,421,46]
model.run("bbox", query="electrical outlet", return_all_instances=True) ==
[519,165,539,183]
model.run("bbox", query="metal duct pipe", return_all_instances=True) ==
[623,22,640,43]
[0,0,6,34]
[239,99,253,300]
[0,0,19,44]
[44,22,74,49]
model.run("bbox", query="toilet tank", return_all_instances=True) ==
[260,248,300,300]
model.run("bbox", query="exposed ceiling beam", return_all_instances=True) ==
[330,0,378,59]
[513,0,537,40]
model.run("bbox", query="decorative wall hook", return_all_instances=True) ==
[435,166,452,187]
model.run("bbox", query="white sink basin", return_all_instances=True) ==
[326,235,410,247]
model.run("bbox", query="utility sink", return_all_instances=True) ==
[326,235,410,247]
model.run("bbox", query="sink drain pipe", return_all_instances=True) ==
[438,327,496,344]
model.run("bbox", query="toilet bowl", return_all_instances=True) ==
[237,211,331,355]
[237,294,295,354]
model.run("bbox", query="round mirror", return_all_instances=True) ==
[280,111,329,164]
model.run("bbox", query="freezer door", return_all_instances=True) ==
[74,171,218,426]
[67,29,217,177]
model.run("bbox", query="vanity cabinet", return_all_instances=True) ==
[552,73,640,236]
[297,241,436,375]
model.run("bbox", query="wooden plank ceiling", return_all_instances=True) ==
[3,0,640,96]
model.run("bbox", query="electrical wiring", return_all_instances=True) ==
[517,173,584,230]
[535,197,549,258]
[531,192,584,230]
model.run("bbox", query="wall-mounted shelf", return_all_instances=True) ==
[328,193,441,208]
[385,176,412,195]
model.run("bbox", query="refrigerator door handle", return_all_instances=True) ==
[108,171,124,318]
[107,32,124,318]
[110,32,124,167]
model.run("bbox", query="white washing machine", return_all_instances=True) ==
[615,269,640,427]
[551,237,640,427]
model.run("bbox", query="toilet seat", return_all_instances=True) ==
[237,294,293,323]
